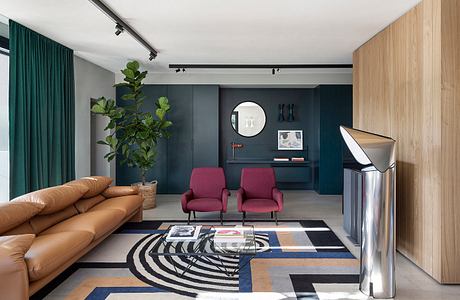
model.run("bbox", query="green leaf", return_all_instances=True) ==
[126,61,139,71]
[122,68,135,79]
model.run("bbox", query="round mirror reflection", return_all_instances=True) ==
[231,101,266,137]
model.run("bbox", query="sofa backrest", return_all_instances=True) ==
[65,176,112,199]
[29,205,78,234]
[0,201,44,235]
[12,185,88,215]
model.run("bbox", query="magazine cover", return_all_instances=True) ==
[166,225,202,241]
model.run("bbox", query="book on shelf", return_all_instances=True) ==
[291,157,305,162]
[273,157,290,162]
[166,225,202,241]
[213,227,247,244]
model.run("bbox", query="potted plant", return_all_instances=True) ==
[91,60,172,209]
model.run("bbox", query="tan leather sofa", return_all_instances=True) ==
[0,176,143,300]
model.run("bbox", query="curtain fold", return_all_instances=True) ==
[9,20,75,199]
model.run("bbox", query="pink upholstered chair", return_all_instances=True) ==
[181,167,229,224]
[237,168,283,225]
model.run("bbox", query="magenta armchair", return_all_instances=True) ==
[237,168,283,225]
[181,168,229,224]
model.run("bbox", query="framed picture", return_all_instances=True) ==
[278,130,303,150]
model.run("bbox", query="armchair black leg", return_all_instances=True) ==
[187,212,191,225]
[274,211,278,225]
[271,211,274,219]
[193,211,196,220]
[220,211,223,225]
[242,212,246,225]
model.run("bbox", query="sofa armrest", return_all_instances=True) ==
[102,186,139,198]
[272,188,283,212]
[221,189,230,213]
[0,234,35,300]
[236,188,246,212]
[181,189,193,213]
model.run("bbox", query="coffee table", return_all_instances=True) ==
[148,225,256,277]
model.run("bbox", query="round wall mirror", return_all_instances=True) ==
[231,101,266,137]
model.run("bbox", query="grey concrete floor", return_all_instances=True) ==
[143,190,460,300]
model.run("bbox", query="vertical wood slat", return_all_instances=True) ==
[352,0,460,283]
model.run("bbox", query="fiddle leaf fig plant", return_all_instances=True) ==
[91,60,172,185]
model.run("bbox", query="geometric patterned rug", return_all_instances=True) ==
[32,220,364,300]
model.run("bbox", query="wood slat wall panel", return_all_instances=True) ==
[440,0,460,283]
[352,0,460,283]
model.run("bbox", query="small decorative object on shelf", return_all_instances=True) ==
[278,130,303,150]
[273,157,290,161]
[288,104,294,122]
[231,142,244,159]
[278,104,285,122]
[291,157,305,162]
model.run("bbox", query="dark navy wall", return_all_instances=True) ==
[116,84,352,194]
[116,85,219,193]
[219,88,317,189]
[314,85,353,194]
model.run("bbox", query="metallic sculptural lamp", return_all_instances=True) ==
[339,126,396,299]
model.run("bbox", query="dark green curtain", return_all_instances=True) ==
[9,21,75,199]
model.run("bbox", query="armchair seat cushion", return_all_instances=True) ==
[186,198,223,212]
[242,198,279,212]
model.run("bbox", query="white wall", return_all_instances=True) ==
[0,53,8,201]
[74,55,115,180]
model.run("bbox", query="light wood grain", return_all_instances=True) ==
[353,0,460,283]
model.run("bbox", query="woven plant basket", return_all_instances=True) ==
[132,181,157,210]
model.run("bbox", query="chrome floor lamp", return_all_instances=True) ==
[340,126,396,299]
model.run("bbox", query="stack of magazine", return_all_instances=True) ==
[166,225,202,242]
[213,226,248,246]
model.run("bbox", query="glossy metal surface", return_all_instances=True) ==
[360,165,396,298]
[340,126,396,173]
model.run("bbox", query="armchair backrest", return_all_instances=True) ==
[190,168,226,199]
[240,168,276,199]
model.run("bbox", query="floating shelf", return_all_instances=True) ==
[226,159,310,166]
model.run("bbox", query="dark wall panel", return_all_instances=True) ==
[219,88,315,189]
[193,85,219,167]
[316,85,353,195]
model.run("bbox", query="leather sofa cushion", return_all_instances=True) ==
[0,201,44,234]
[66,176,112,199]
[12,185,88,215]
[41,209,125,240]
[29,206,78,234]
[102,186,138,198]
[3,222,35,235]
[25,231,93,281]
[89,195,143,216]
[0,234,35,300]
[74,195,106,213]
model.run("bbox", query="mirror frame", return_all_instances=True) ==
[230,101,267,138]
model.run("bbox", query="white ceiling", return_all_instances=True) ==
[0,0,420,74]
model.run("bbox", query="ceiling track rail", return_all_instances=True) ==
[88,0,158,60]
[169,64,353,69]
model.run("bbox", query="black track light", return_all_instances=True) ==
[149,51,156,61]
[114,23,124,36]
[182,68,186,72]
[272,68,275,75]
[175,68,181,73]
